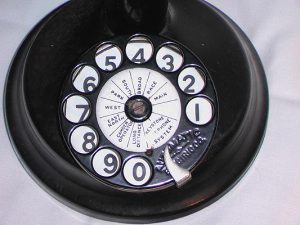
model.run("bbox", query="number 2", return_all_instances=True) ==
[183,75,196,93]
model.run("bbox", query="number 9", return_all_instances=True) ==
[92,148,121,177]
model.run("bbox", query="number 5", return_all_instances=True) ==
[105,56,117,70]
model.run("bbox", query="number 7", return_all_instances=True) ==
[76,104,89,122]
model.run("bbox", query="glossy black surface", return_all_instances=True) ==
[4,0,268,223]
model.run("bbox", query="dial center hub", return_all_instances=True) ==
[96,68,181,153]
[125,95,152,122]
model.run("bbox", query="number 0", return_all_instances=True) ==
[133,162,146,181]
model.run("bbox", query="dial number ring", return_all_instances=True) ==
[59,34,218,191]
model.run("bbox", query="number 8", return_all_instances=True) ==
[82,132,96,152]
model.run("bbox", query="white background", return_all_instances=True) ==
[0,0,299,224]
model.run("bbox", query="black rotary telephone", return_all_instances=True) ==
[4,0,268,223]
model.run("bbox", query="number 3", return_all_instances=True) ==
[156,44,183,72]
[162,54,174,72]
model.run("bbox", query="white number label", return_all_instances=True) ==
[63,95,90,123]
[178,66,206,94]
[70,126,99,154]
[95,43,122,71]
[92,148,121,177]
[123,157,152,186]
[72,65,100,93]
[186,97,214,125]
[156,44,183,72]
[126,36,153,64]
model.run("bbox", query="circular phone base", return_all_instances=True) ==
[4,0,268,223]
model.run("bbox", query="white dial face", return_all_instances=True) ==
[96,68,181,152]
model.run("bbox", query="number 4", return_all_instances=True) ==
[132,48,145,63]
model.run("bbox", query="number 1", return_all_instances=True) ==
[195,103,200,122]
